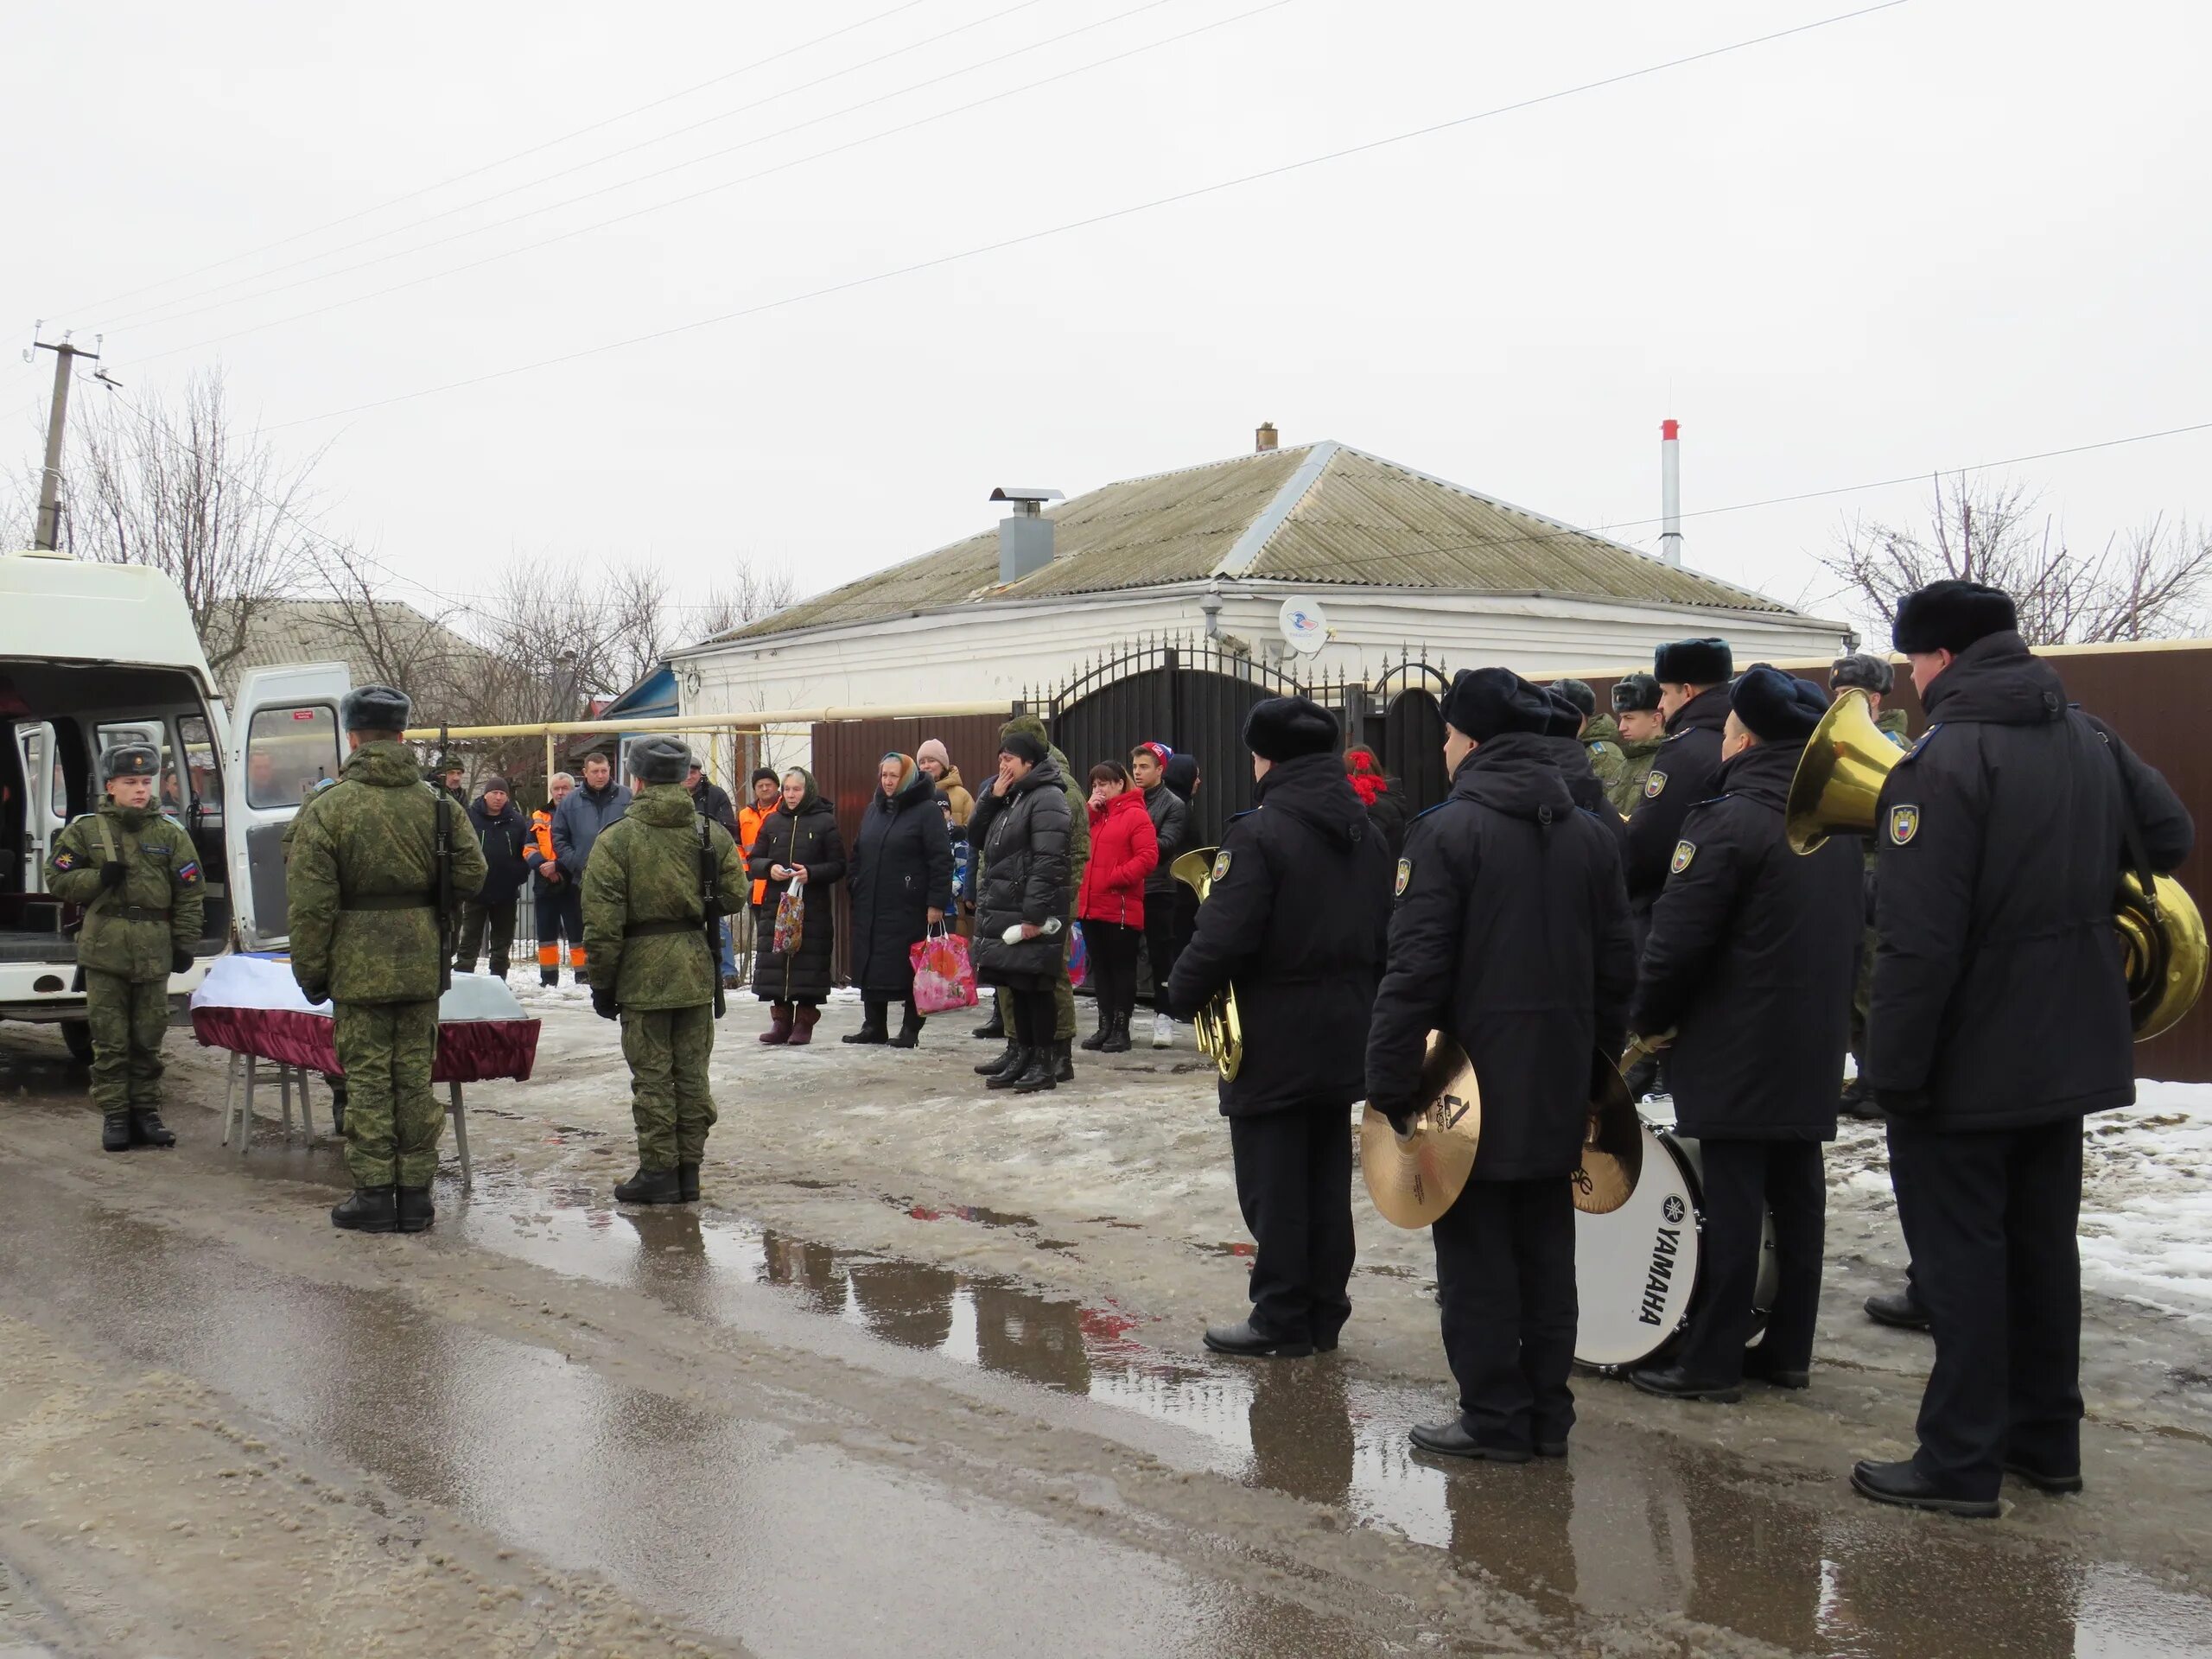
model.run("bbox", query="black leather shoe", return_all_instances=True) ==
[975,1041,1022,1077]
[614,1166,683,1205]
[1010,1051,1058,1093]
[679,1162,701,1204]
[101,1110,132,1153]
[1203,1320,1313,1358]
[985,1047,1035,1089]
[1865,1288,1931,1331]
[396,1186,435,1234]
[973,1006,1005,1039]
[1630,1364,1743,1403]
[842,1001,889,1045]
[331,1185,399,1233]
[1743,1350,1811,1389]
[128,1107,177,1147]
[1079,1017,1110,1052]
[1052,1039,1074,1083]
[888,1006,925,1049]
[2004,1459,2083,1495]
[1850,1458,1999,1517]
[1409,1419,1531,1462]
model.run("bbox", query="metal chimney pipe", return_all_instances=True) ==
[1255,422,1278,454]
[1658,418,1682,567]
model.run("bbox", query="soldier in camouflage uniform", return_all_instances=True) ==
[1550,679,1630,804]
[1829,652,1914,1122]
[46,744,206,1152]
[581,736,752,1205]
[288,686,486,1235]
[1605,672,1668,818]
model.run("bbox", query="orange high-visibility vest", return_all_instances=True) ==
[738,804,768,906]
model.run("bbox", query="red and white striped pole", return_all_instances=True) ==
[1659,418,1683,567]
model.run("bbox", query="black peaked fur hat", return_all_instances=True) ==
[1243,696,1339,762]
[340,683,411,733]
[1891,580,2018,655]
[1548,677,1596,719]
[1653,638,1732,685]
[1731,664,1829,744]
[101,743,160,782]
[1611,671,1662,715]
[1829,652,1894,696]
[629,734,692,785]
[1441,667,1554,742]
[1542,686,1587,738]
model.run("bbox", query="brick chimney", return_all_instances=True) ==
[1255,422,1278,454]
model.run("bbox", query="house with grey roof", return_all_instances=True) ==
[670,433,1854,719]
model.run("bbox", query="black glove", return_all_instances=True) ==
[170,948,193,975]
[1877,1087,1933,1119]
[100,861,128,892]
[301,982,331,1006]
[1377,1103,1418,1136]
[591,986,620,1021]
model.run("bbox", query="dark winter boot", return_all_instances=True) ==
[760,1003,795,1045]
[1079,1005,1112,1051]
[489,957,510,981]
[541,966,559,988]
[101,1110,131,1153]
[976,1040,1022,1076]
[1011,1048,1058,1093]
[1099,1013,1132,1054]
[572,965,590,987]
[679,1162,701,1204]
[128,1107,177,1147]
[789,1005,820,1046]
[331,1186,399,1233]
[843,1000,890,1045]
[974,998,1005,1039]
[396,1187,435,1234]
[614,1166,683,1205]
[984,1046,1035,1090]
[1053,1039,1075,1083]
[889,1001,925,1049]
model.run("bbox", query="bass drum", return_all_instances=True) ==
[1572,1122,1778,1373]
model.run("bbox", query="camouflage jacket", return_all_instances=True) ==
[286,741,486,1004]
[1582,715,1630,803]
[48,803,205,982]
[1604,734,1664,818]
[581,784,751,1010]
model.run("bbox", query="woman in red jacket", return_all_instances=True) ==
[1077,760,1160,1053]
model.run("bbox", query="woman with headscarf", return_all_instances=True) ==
[1344,744,1408,860]
[844,752,954,1047]
[747,768,847,1046]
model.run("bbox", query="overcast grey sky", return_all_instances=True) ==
[10,0,2209,639]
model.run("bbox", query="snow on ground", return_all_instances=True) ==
[2079,1081,2212,1326]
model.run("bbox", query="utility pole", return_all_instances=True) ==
[29,331,100,551]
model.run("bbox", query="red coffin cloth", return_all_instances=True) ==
[192,1007,540,1084]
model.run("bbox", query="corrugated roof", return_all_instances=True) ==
[707,442,1797,645]
[219,600,494,699]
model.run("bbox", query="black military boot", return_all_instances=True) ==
[975,1039,1022,1077]
[973,999,1005,1039]
[331,1186,400,1233]
[101,1110,131,1153]
[614,1166,683,1205]
[1053,1039,1075,1083]
[128,1107,177,1147]
[1079,1004,1111,1051]
[1011,1047,1058,1093]
[540,966,559,988]
[888,1001,925,1049]
[396,1187,435,1234]
[1099,1013,1132,1054]
[843,1000,890,1045]
[984,1046,1035,1090]
[679,1162,701,1204]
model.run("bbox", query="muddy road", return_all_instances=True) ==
[2,992,2209,1658]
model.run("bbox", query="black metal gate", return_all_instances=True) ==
[1371,658,1452,817]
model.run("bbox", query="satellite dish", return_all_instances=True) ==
[1278,597,1330,656]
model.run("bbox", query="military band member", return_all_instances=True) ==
[1625,666,1860,1402]
[1830,652,1912,1128]
[582,736,753,1206]
[1605,672,1667,817]
[1166,697,1391,1358]
[47,744,205,1152]
[288,686,486,1235]
[1623,638,1735,909]
[1538,687,1629,851]
[1851,582,2191,1516]
[1367,670,1635,1460]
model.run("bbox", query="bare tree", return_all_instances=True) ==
[1821,473,2212,645]
[687,561,800,644]
[312,541,481,718]
[57,370,329,675]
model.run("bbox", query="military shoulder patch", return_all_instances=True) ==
[1395,857,1413,897]
[51,850,74,870]
[1670,840,1696,874]
[1211,849,1233,881]
[1643,770,1669,799]
[1888,804,1920,846]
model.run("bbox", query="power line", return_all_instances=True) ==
[97,0,1069,336]
[67,0,940,320]
[266,0,1916,433]
[130,0,1270,365]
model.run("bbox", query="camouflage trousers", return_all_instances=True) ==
[85,969,168,1112]
[621,1004,718,1171]
[334,1000,442,1187]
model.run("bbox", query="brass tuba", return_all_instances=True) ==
[1785,687,2207,1039]
[1169,847,1243,1079]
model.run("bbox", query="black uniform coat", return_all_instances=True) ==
[1630,739,1862,1141]
[1165,753,1392,1117]
[1366,734,1637,1179]
[848,769,956,996]
[747,778,848,1004]
[969,759,1074,987]
[1537,734,1630,855]
[1623,683,1731,908]
[1866,632,2192,1131]
[467,797,532,905]
[1141,781,1191,900]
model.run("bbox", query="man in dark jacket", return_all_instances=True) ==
[551,750,632,983]
[1131,741,1192,1049]
[1537,689,1629,853]
[1550,678,1628,804]
[969,732,1074,1094]
[1625,667,1861,1402]
[454,777,531,980]
[1367,669,1636,1461]
[1167,698,1391,1358]
[1851,582,2191,1517]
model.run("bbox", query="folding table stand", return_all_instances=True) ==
[219,1052,474,1189]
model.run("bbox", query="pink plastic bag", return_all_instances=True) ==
[1066,920,1089,990]
[771,887,805,957]
[909,928,978,1014]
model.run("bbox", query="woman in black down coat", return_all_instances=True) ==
[747,767,847,1046]
[843,752,954,1049]
[967,732,1072,1094]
